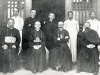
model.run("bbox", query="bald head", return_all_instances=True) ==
[58,21,64,28]
[84,22,91,28]
[34,21,41,30]
[35,21,41,24]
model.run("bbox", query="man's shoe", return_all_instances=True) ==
[32,70,37,74]
[3,71,7,74]
[64,69,67,72]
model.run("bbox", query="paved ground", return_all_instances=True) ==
[0,66,99,75]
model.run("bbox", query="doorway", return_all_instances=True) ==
[32,0,65,22]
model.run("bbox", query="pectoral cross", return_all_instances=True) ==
[58,29,64,39]
[60,34,63,39]
[35,36,41,42]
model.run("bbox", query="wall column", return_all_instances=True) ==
[96,0,100,20]
[91,0,97,19]
[25,0,32,18]
[65,0,72,20]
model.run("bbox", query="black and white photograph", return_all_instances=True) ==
[0,0,100,75]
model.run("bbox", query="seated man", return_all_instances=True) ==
[26,21,47,73]
[49,21,72,72]
[1,18,20,73]
[77,22,100,75]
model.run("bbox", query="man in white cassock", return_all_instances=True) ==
[64,11,79,64]
[86,12,100,37]
[12,8,24,50]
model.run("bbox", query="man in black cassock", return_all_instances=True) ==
[26,21,47,73]
[77,24,83,57]
[43,13,58,51]
[1,18,20,73]
[22,9,37,57]
[49,21,72,72]
[77,22,100,75]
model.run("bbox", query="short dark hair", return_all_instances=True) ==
[68,11,73,15]
[8,18,14,22]
[30,9,37,12]
[7,18,15,24]
[89,11,95,16]
[14,7,19,12]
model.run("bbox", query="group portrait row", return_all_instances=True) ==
[0,7,100,75]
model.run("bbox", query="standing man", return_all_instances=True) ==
[23,9,37,32]
[43,13,58,65]
[86,12,100,36]
[12,7,24,51]
[43,13,57,51]
[22,9,37,57]
[64,11,79,64]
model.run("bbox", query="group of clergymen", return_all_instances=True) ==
[0,7,100,75]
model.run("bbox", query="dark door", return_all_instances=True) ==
[0,0,5,34]
[32,0,65,21]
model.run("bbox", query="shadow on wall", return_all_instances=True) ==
[32,0,65,22]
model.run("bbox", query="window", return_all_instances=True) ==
[72,0,92,24]
[6,0,25,18]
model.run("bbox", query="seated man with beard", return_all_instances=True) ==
[49,21,72,72]
[77,22,100,75]
[1,18,20,74]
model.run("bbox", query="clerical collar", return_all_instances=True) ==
[35,29,40,31]
[31,16,35,18]
[59,28,63,31]
[50,20,53,22]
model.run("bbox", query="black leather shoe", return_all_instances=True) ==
[32,70,37,74]
[38,71,42,73]
[64,69,67,72]
[10,71,14,73]
[3,71,7,74]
